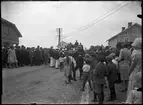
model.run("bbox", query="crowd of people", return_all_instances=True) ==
[1,40,84,69]
[2,45,50,68]
[59,38,142,104]
[2,38,142,104]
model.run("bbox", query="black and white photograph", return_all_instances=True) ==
[1,1,142,104]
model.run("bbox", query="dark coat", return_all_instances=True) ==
[97,51,106,62]
[106,62,118,83]
[92,62,107,84]
[2,48,8,63]
[20,49,27,65]
[15,49,21,65]
[76,56,84,68]
[25,49,30,65]
[49,49,54,57]
[33,49,41,65]
[54,51,60,60]
[29,50,34,59]
[73,51,79,60]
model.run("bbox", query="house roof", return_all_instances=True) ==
[107,23,141,42]
[1,18,22,37]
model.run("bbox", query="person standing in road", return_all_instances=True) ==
[106,55,118,101]
[55,49,60,69]
[64,54,72,84]
[80,59,91,91]
[118,42,131,92]
[68,52,77,81]
[75,54,84,80]
[15,46,21,67]
[49,47,55,67]
[59,54,65,71]
[43,48,49,67]
[2,45,8,68]
[92,55,107,104]
[7,46,18,68]
[29,47,34,66]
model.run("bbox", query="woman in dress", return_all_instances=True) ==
[7,46,18,68]
[118,42,131,92]
[127,38,142,96]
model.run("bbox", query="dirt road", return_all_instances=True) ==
[2,65,126,104]
[2,65,82,104]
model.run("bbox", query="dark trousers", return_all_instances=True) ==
[81,72,92,90]
[93,84,104,104]
[68,75,72,83]
[108,81,116,99]
[97,92,104,104]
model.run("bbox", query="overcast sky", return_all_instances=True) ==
[1,1,141,49]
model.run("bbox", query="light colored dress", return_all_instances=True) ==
[127,49,142,96]
[63,57,72,79]
[7,49,17,63]
[118,48,131,80]
[125,89,142,104]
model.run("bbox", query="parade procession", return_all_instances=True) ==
[2,1,142,104]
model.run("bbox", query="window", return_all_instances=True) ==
[125,37,128,42]
[3,25,9,35]
[124,32,128,36]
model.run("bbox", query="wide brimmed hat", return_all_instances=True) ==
[132,38,142,49]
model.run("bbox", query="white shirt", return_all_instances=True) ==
[69,56,76,68]
[59,57,64,62]
[64,56,76,68]
[112,57,118,69]
[83,64,91,72]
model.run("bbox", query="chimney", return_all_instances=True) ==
[122,27,125,31]
[128,22,132,27]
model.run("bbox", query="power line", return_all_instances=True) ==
[78,2,130,32]
[78,3,123,31]
[63,2,130,40]
[65,2,129,38]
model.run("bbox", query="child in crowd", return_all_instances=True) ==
[92,55,107,104]
[106,55,118,101]
[80,60,91,91]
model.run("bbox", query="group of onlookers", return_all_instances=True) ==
[60,37,142,104]
[2,38,142,104]
[2,45,51,69]
[2,41,84,70]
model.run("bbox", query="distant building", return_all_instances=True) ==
[58,41,68,49]
[107,22,142,47]
[1,18,22,46]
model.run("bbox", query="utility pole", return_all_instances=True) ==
[57,28,62,49]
